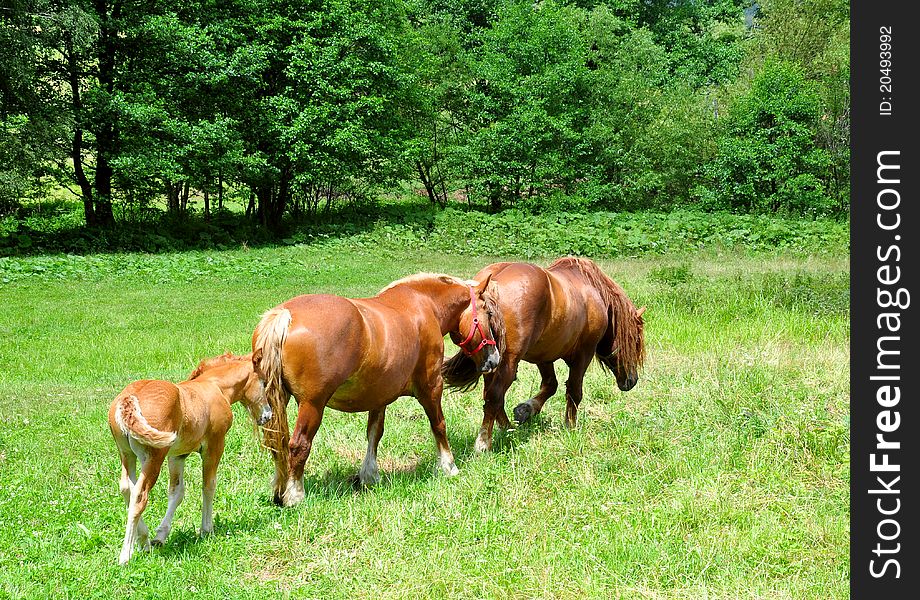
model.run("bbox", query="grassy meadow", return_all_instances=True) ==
[0,241,848,598]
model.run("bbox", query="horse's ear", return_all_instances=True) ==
[636,306,647,318]
[475,272,493,292]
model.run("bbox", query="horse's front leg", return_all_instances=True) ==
[513,361,558,424]
[417,378,458,476]
[563,352,593,428]
[282,399,324,507]
[476,356,520,452]
[200,437,225,535]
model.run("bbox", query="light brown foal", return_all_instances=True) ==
[108,352,272,565]
[253,273,502,507]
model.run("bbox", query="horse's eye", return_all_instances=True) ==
[487,311,493,317]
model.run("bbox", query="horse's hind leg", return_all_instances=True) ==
[119,448,166,565]
[418,380,458,476]
[282,399,325,507]
[563,353,592,428]
[153,456,186,545]
[115,439,137,508]
[358,407,386,487]
[513,362,558,424]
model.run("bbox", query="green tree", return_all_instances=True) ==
[698,61,833,214]
[749,0,850,208]
[1,1,62,213]
[461,1,592,210]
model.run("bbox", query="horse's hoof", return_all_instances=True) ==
[443,462,459,477]
[357,469,381,488]
[473,436,491,453]
[282,478,306,506]
[513,402,533,424]
[151,538,165,548]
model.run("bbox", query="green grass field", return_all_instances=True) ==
[0,244,849,598]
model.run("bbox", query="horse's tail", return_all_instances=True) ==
[252,307,292,492]
[442,351,482,392]
[114,394,177,448]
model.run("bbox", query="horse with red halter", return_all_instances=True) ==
[252,273,503,507]
[443,257,646,452]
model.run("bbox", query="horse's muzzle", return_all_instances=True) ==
[618,375,638,391]
[257,405,273,426]
[479,350,500,374]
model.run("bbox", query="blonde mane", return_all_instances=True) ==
[377,272,469,295]
[188,352,251,380]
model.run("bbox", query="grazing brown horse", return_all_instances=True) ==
[443,257,645,451]
[253,273,503,507]
[108,352,272,565]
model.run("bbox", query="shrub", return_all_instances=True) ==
[697,61,837,215]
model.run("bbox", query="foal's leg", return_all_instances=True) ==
[418,379,458,476]
[119,448,166,565]
[115,445,138,564]
[117,447,137,508]
[121,441,151,550]
[513,362,558,424]
[153,456,186,545]
[475,357,519,452]
[283,400,325,507]
[563,352,593,428]
[200,438,225,535]
[358,407,386,487]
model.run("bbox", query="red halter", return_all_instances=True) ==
[457,285,497,356]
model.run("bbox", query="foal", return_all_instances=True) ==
[108,352,272,565]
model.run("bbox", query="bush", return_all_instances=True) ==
[0,197,848,258]
[697,61,838,215]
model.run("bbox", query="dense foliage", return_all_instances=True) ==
[0,196,846,258]
[1,0,849,230]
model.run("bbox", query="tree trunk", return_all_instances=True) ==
[65,36,96,227]
[323,182,334,213]
[488,181,502,212]
[181,181,190,212]
[204,184,210,221]
[256,185,272,228]
[166,181,181,214]
[92,0,120,228]
[217,171,224,211]
[416,161,439,207]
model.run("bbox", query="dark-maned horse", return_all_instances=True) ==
[443,257,645,452]
[252,274,503,506]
